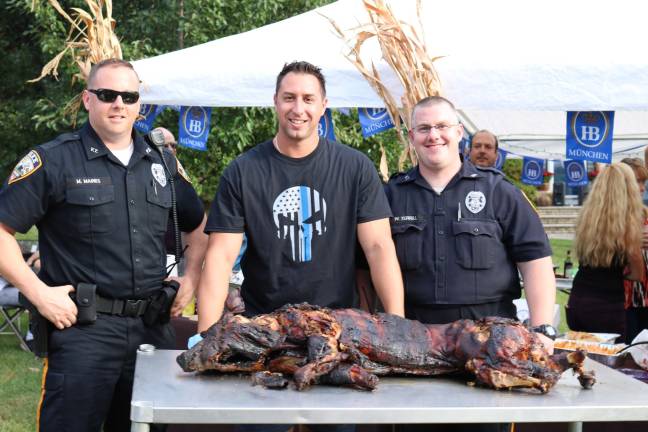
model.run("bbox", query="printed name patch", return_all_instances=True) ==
[8,150,42,184]
[66,177,112,187]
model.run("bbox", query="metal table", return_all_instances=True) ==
[131,349,648,432]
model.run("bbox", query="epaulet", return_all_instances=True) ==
[40,132,80,151]
[474,165,504,177]
[389,171,415,184]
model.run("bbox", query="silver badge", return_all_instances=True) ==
[465,191,486,214]
[151,163,167,187]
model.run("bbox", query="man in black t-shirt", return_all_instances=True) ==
[198,61,404,332]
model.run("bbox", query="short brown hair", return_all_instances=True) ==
[410,96,458,126]
[87,59,139,88]
[275,61,326,97]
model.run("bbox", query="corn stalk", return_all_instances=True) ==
[29,0,122,125]
[324,0,444,173]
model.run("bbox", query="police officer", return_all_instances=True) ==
[387,96,555,432]
[0,59,207,432]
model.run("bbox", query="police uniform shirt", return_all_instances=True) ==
[385,160,551,306]
[0,123,204,300]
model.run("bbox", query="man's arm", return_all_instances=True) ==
[357,218,404,317]
[0,223,76,329]
[518,256,556,351]
[171,214,209,316]
[197,232,244,332]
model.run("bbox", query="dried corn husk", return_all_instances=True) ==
[29,0,122,124]
[325,0,444,172]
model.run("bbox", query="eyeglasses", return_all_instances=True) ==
[87,88,140,104]
[165,142,177,150]
[413,124,459,135]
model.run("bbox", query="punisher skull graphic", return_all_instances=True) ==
[273,186,327,262]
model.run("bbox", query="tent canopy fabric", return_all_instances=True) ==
[132,0,648,160]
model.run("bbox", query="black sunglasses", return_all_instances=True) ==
[88,88,140,104]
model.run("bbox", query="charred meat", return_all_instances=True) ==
[177,304,595,393]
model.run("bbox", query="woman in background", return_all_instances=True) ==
[620,158,648,342]
[567,163,645,342]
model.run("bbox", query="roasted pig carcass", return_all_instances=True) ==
[177,304,595,393]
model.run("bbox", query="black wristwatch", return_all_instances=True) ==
[531,324,557,340]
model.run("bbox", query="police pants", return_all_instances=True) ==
[38,314,175,432]
[397,300,516,432]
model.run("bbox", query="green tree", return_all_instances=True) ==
[2,0,414,203]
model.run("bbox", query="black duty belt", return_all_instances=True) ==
[95,295,150,317]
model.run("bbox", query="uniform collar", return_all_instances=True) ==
[393,158,484,191]
[80,123,155,162]
[460,159,486,180]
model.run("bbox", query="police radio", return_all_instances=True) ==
[146,130,182,273]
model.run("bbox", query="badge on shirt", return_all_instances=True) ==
[176,159,191,184]
[465,191,486,214]
[8,150,42,184]
[151,163,167,187]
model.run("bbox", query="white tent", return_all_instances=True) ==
[132,0,648,161]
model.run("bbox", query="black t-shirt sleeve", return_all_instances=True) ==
[0,148,52,233]
[205,163,246,233]
[496,180,552,262]
[356,155,392,223]
[173,175,205,233]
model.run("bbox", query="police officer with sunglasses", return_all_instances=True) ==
[0,58,208,432]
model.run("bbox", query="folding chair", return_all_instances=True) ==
[0,286,31,352]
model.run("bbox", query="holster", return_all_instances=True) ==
[142,280,179,327]
[73,283,97,325]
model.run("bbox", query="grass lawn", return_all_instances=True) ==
[0,315,42,432]
[0,238,575,431]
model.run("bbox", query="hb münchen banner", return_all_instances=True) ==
[566,111,614,163]
[178,106,211,151]
[521,156,545,186]
[318,109,337,141]
[563,160,589,187]
[134,104,159,133]
[358,108,394,138]
[494,149,507,170]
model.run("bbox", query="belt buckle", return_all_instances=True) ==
[123,299,143,317]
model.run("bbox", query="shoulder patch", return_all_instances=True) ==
[8,150,42,184]
[176,159,191,184]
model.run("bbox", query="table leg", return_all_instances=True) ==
[567,421,583,432]
[131,421,150,432]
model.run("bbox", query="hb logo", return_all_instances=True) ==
[139,104,155,117]
[525,161,541,180]
[183,107,207,138]
[364,108,388,121]
[572,111,609,148]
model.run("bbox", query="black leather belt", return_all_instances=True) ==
[95,295,150,317]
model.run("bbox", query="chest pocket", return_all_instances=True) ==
[452,219,499,269]
[146,181,172,233]
[65,186,115,234]
[391,220,427,270]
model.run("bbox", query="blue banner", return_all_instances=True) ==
[563,159,589,187]
[494,149,507,170]
[318,109,336,141]
[178,106,211,151]
[459,132,471,157]
[134,104,159,133]
[358,108,394,138]
[566,111,614,163]
[521,156,545,186]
